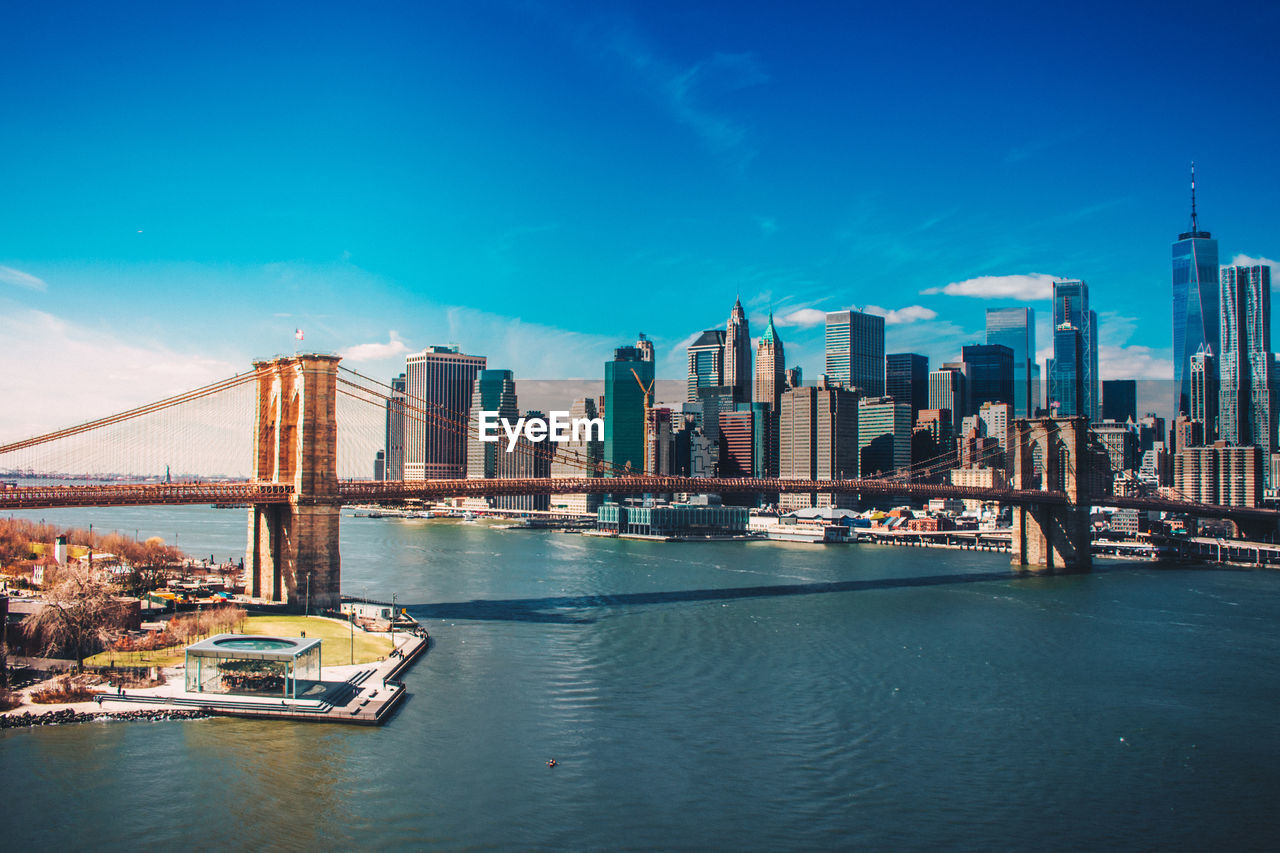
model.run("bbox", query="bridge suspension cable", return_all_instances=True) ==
[0,370,258,456]
[335,367,622,479]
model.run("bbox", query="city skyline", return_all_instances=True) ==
[2,1,1279,442]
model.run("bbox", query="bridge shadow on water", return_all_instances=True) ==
[401,567,1109,625]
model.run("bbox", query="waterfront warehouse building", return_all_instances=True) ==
[596,502,749,537]
[185,634,322,700]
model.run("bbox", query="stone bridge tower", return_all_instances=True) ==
[1011,417,1092,573]
[246,354,342,610]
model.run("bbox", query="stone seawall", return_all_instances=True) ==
[1,708,209,729]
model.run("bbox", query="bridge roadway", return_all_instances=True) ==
[1,477,1276,523]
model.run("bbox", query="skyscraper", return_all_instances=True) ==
[635,333,655,363]
[1101,379,1137,424]
[718,409,755,477]
[1220,264,1275,451]
[961,344,1014,411]
[858,397,912,476]
[466,369,518,480]
[383,372,407,480]
[1049,280,1095,419]
[825,309,885,396]
[724,297,752,404]
[550,397,603,514]
[1172,164,1220,417]
[928,364,967,422]
[754,314,785,483]
[778,385,817,511]
[686,329,725,402]
[405,345,486,480]
[815,383,860,507]
[1050,324,1085,417]
[605,340,655,475]
[754,313,786,413]
[886,353,928,422]
[985,307,1036,418]
[1189,347,1216,440]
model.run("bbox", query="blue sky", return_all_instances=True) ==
[3,0,1279,436]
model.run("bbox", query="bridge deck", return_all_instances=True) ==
[0,478,1272,521]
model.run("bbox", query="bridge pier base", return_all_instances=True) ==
[248,502,341,610]
[1011,418,1092,574]
[245,354,343,612]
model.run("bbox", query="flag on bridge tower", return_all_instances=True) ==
[295,329,304,341]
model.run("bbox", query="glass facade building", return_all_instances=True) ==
[961,344,1014,411]
[1101,379,1137,424]
[466,369,519,480]
[1220,264,1275,452]
[928,365,967,421]
[383,372,407,481]
[1050,280,1096,420]
[857,396,912,476]
[605,343,654,475]
[1050,325,1085,417]
[985,308,1036,418]
[1172,191,1220,418]
[185,635,322,699]
[405,345,487,480]
[886,353,928,421]
[686,329,725,402]
[825,310,885,396]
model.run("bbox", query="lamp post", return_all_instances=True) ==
[350,610,355,665]
[391,593,397,650]
[304,571,311,617]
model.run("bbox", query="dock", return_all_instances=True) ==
[94,631,430,726]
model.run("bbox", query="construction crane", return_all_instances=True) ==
[631,367,655,476]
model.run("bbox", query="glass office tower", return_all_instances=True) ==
[985,307,1035,418]
[825,310,885,396]
[886,353,928,421]
[1051,280,1095,420]
[961,344,1014,411]
[1172,166,1220,417]
[606,343,655,475]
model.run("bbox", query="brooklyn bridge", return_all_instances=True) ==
[2,354,1273,610]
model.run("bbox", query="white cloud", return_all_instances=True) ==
[864,304,938,325]
[339,332,411,363]
[923,273,1061,300]
[0,303,242,474]
[1098,344,1173,380]
[1229,254,1279,274]
[775,308,827,329]
[0,265,47,290]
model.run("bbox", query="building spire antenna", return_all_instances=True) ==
[1190,161,1198,233]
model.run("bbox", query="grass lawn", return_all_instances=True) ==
[85,615,393,669]
[242,615,392,665]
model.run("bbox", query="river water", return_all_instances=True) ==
[2,506,1279,850]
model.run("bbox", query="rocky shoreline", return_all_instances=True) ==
[1,707,209,729]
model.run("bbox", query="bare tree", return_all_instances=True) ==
[23,564,129,667]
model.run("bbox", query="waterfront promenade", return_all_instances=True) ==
[2,627,428,727]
